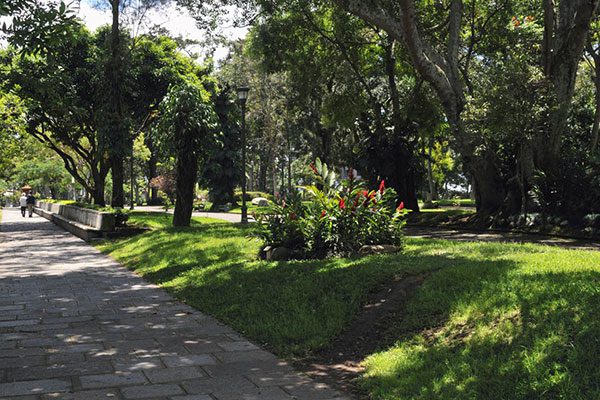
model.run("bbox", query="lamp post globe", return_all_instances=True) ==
[237,86,250,224]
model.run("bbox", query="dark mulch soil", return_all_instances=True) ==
[293,273,431,398]
[103,226,151,239]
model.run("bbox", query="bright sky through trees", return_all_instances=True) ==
[1,0,247,61]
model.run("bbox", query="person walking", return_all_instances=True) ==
[19,193,27,217]
[26,191,36,218]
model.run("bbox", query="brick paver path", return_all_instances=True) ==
[0,208,350,400]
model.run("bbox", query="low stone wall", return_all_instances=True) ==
[36,202,63,214]
[34,201,116,241]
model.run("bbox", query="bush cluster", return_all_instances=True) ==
[256,159,407,259]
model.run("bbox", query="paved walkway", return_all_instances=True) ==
[0,208,349,400]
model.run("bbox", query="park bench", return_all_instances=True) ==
[35,201,116,242]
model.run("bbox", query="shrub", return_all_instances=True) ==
[113,208,130,227]
[256,159,407,259]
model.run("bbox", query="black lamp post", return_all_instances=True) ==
[237,86,250,224]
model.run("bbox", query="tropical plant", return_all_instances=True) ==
[154,81,219,226]
[257,158,407,259]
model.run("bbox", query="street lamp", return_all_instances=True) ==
[237,86,250,224]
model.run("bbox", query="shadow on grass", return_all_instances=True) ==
[151,247,519,357]
[360,267,600,400]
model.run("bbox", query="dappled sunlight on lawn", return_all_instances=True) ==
[361,249,600,400]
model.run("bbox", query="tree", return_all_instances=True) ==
[143,0,600,216]
[102,0,174,207]
[1,27,111,205]
[154,81,219,226]
[0,92,27,183]
[200,89,241,208]
[102,0,130,207]
[129,34,204,204]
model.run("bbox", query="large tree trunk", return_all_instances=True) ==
[317,126,333,164]
[110,153,124,207]
[592,70,600,154]
[394,161,420,211]
[92,178,106,207]
[173,150,198,227]
[507,0,600,213]
[335,0,504,214]
[468,153,505,214]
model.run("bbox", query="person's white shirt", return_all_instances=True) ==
[19,195,27,207]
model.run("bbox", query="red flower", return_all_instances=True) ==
[397,201,405,211]
[309,163,318,175]
[320,210,326,218]
[379,180,385,194]
[339,198,346,209]
[362,190,368,197]
[289,212,297,220]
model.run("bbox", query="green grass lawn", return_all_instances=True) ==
[98,212,600,399]
[432,198,476,207]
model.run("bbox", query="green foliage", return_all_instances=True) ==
[0,92,27,182]
[199,90,241,207]
[0,25,112,204]
[257,159,407,258]
[129,34,205,125]
[154,81,219,158]
[1,0,78,54]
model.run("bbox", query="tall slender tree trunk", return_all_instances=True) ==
[258,157,268,192]
[272,161,278,196]
[173,149,198,227]
[109,0,126,207]
[589,43,600,154]
[385,38,420,211]
[592,70,600,153]
[426,142,435,203]
[146,137,159,204]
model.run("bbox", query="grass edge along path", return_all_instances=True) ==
[97,212,600,400]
